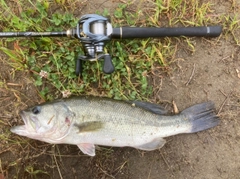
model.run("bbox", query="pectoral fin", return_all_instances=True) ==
[77,143,96,156]
[135,138,166,151]
[75,121,104,133]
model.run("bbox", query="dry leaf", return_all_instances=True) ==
[172,100,179,114]
[236,69,240,78]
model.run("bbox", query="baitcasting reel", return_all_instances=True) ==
[73,14,114,75]
[0,14,222,76]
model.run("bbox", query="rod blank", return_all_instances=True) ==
[0,31,67,38]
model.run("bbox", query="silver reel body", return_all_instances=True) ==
[75,14,114,75]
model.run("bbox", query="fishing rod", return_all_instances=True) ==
[0,14,222,76]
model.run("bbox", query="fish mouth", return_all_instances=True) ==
[20,111,27,125]
[10,125,26,135]
[10,111,38,136]
[22,111,40,131]
[10,111,28,136]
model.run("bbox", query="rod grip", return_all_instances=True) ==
[112,26,222,39]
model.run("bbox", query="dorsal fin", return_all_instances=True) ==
[128,101,168,115]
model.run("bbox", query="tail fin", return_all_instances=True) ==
[181,102,220,133]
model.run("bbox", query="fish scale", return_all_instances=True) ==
[11,96,220,156]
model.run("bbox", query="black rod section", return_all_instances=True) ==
[0,31,67,38]
[112,26,222,39]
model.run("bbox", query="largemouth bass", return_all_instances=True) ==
[11,96,220,156]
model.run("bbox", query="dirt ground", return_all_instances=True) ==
[0,0,240,179]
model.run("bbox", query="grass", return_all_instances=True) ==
[0,0,229,101]
[0,0,239,178]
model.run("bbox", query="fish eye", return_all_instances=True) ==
[32,106,41,115]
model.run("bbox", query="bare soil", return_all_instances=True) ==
[0,0,240,179]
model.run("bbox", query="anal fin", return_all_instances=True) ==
[77,143,96,156]
[135,138,166,151]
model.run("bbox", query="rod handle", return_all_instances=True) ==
[112,26,222,39]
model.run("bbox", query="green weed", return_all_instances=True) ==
[0,0,229,101]
[25,165,49,179]
[222,14,240,44]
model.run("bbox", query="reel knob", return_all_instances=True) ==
[103,54,114,74]
[75,58,83,76]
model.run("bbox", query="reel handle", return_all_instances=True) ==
[75,54,115,76]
